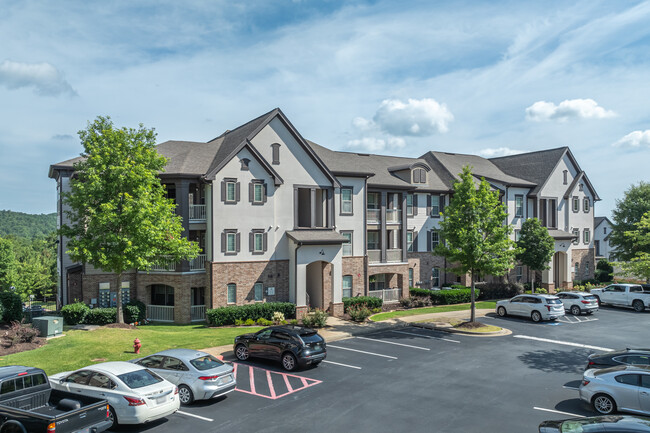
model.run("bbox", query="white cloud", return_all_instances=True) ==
[0,60,76,96]
[352,116,374,132]
[372,98,453,136]
[613,130,650,149]
[525,98,615,122]
[478,147,525,158]
[347,137,406,152]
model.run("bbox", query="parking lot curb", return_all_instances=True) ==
[409,321,511,337]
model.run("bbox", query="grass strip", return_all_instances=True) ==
[370,301,496,322]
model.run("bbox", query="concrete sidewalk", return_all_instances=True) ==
[201,308,495,359]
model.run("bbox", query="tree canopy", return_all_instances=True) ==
[610,182,650,261]
[621,211,650,283]
[60,116,199,322]
[515,218,554,292]
[435,166,517,322]
[0,210,57,239]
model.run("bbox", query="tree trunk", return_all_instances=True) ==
[470,270,476,323]
[116,272,124,324]
[531,272,535,294]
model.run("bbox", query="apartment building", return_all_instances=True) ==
[49,108,599,323]
[594,216,615,261]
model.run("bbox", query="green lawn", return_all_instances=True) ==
[0,324,262,375]
[370,301,497,322]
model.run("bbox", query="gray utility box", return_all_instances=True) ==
[32,316,63,338]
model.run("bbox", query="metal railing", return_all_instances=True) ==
[387,248,402,262]
[385,209,401,223]
[368,288,401,303]
[368,249,381,263]
[191,305,206,322]
[147,305,174,322]
[189,204,206,221]
[190,254,206,271]
[150,256,176,272]
[366,209,380,223]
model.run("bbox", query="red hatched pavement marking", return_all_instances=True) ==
[233,363,321,400]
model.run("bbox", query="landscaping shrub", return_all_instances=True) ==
[342,296,383,312]
[449,284,470,290]
[84,308,117,326]
[61,302,90,325]
[399,297,413,308]
[595,259,614,283]
[205,302,296,326]
[235,319,244,326]
[475,282,522,300]
[347,305,371,322]
[289,319,298,325]
[525,288,548,294]
[409,288,478,305]
[301,309,328,328]
[0,291,23,323]
[124,300,146,323]
[272,312,285,324]
[244,318,256,326]
[7,321,39,346]
[256,318,274,326]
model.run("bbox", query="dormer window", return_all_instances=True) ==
[271,143,280,165]
[412,168,426,184]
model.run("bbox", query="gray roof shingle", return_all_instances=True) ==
[489,147,568,195]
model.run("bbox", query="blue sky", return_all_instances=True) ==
[2,0,649,217]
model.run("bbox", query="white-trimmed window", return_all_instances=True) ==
[254,183,263,203]
[574,262,579,276]
[409,268,414,288]
[583,197,590,213]
[226,181,237,203]
[431,268,440,288]
[342,275,353,298]
[514,229,521,242]
[430,195,440,217]
[341,188,353,215]
[572,228,580,245]
[572,196,579,213]
[254,282,263,301]
[341,231,352,256]
[407,231,414,252]
[516,266,523,283]
[227,284,236,304]
[583,228,590,244]
[406,194,414,216]
[515,195,523,218]
[249,229,267,254]
[431,230,439,250]
[254,232,263,252]
[227,232,237,253]
[585,261,590,278]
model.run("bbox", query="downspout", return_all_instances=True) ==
[59,176,64,308]
[295,241,303,307]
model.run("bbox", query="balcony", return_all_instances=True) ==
[385,209,401,223]
[190,254,206,271]
[147,305,174,322]
[368,249,381,263]
[367,209,380,224]
[189,204,206,221]
[191,305,206,322]
[386,248,402,262]
[150,256,176,272]
[368,288,401,303]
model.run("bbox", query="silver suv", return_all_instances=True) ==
[580,365,650,415]
[496,294,565,322]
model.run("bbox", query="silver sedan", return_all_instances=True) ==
[133,349,236,405]
[580,365,650,415]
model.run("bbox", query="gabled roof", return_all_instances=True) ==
[563,171,585,199]
[595,216,613,229]
[309,141,450,191]
[421,151,536,189]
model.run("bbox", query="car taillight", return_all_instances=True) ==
[581,300,591,304]
[582,379,590,386]
[199,375,220,381]
[106,404,110,418]
[123,396,146,406]
[47,422,56,433]
[174,387,179,394]
[588,361,595,366]
[546,305,551,311]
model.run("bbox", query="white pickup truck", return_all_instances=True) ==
[590,283,650,312]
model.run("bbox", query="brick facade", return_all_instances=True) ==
[572,248,596,281]
[210,260,290,308]
[407,253,459,288]
[368,263,410,298]
[342,256,366,297]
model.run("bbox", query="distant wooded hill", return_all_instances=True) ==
[0,210,57,238]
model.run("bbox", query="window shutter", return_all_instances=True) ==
[427,230,431,252]
[413,194,418,215]
[426,195,431,216]
[413,232,418,252]
[221,232,226,252]
[236,232,241,252]
[236,182,241,202]
[221,181,226,202]
[440,196,445,214]
[263,232,268,251]
[263,183,268,203]
[249,232,254,252]
[249,182,254,203]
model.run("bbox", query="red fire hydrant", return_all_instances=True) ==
[133,338,141,354]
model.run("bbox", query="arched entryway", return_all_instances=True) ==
[147,284,175,322]
[553,252,567,290]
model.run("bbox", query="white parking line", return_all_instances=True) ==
[327,345,398,359]
[322,360,362,369]
[514,335,613,351]
[391,329,461,344]
[356,336,430,351]
[533,407,585,418]
[177,411,214,422]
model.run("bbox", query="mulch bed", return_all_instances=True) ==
[0,324,46,356]
[103,323,136,329]
[454,321,488,329]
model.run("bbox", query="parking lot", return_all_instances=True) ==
[113,306,650,433]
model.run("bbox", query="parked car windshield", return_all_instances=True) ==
[546,298,562,304]
[117,369,164,389]
[300,332,322,344]
[190,355,225,371]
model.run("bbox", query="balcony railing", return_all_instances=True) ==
[150,256,176,272]
[147,305,174,322]
[368,249,381,263]
[191,305,206,322]
[190,254,206,271]
[367,209,380,223]
[386,248,402,262]
[189,204,206,221]
[368,288,401,303]
[385,209,401,223]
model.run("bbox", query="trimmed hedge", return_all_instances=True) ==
[409,288,478,305]
[206,302,296,327]
[124,300,146,323]
[475,282,523,300]
[0,291,22,323]
[342,296,383,313]
[84,308,117,326]
[61,302,90,325]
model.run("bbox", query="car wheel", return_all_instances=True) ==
[570,305,581,316]
[281,353,297,371]
[235,344,249,361]
[593,394,616,415]
[531,311,542,322]
[178,385,194,405]
[595,296,601,307]
[497,306,507,317]
[108,406,118,428]
[633,300,645,312]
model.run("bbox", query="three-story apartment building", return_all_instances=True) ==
[50,108,599,323]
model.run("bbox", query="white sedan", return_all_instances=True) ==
[49,361,179,428]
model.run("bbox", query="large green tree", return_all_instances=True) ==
[610,182,650,261]
[515,218,554,293]
[60,116,199,323]
[435,166,517,322]
[0,237,17,290]
[621,211,650,283]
